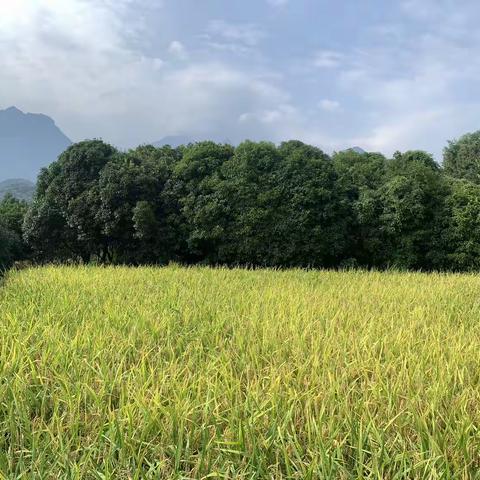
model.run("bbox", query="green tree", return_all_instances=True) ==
[333,149,387,266]
[215,140,343,267]
[19,134,480,272]
[0,194,28,238]
[274,140,347,267]
[0,225,17,270]
[24,140,118,262]
[0,194,29,263]
[440,179,480,270]
[377,151,447,269]
[97,145,180,264]
[169,141,235,263]
[443,131,480,183]
[212,141,283,265]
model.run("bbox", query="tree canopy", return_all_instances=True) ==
[0,194,28,269]
[444,131,480,184]
[3,129,480,271]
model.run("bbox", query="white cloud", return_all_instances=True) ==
[4,0,480,159]
[168,40,188,60]
[0,0,291,147]
[318,99,341,112]
[239,104,296,125]
[206,20,265,47]
[156,64,288,137]
[312,50,343,68]
[333,2,480,158]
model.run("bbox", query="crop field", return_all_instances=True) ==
[1,266,480,478]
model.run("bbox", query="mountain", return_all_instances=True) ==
[0,178,35,202]
[153,136,194,148]
[0,106,72,181]
[153,135,233,148]
[350,146,366,154]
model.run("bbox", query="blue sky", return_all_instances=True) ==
[1,0,479,159]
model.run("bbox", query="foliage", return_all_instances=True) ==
[170,141,234,263]
[0,194,29,268]
[0,194,28,237]
[15,131,480,271]
[443,130,480,183]
[441,179,480,270]
[24,140,118,262]
[215,140,346,267]
[376,151,447,269]
[97,145,179,264]
[333,149,387,266]
[0,225,17,269]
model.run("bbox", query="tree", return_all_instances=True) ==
[333,149,387,266]
[214,140,344,267]
[24,140,118,262]
[376,151,447,269]
[274,140,347,267]
[210,141,283,266]
[19,134,480,272]
[0,194,29,263]
[0,194,28,238]
[0,224,17,270]
[169,141,235,263]
[97,145,180,264]
[443,131,480,183]
[440,179,480,270]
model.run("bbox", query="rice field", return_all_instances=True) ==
[1,266,480,478]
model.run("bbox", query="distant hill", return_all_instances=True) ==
[0,106,71,181]
[153,135,233,148]
[350,146,366,154]
[153,136,194,148]
[0,178,35,201]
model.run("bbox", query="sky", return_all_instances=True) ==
[1,0,480,159]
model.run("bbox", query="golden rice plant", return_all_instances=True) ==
[0,265,480,478]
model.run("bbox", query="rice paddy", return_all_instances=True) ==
[1,265,480,478]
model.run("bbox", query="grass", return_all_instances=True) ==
[0,266,480,478]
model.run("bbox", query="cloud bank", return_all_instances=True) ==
[1,0,480,158]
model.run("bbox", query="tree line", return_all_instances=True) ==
[2,131,480,271]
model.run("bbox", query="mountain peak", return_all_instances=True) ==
[4,106,23,115]
[350,146,366,154]
[153,134,234,148]
[0,178,36,201]
[0,106,71,181]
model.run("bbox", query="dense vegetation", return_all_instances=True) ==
[0,194,28,269]
[1,265,480,478]
[3,130,480,270]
